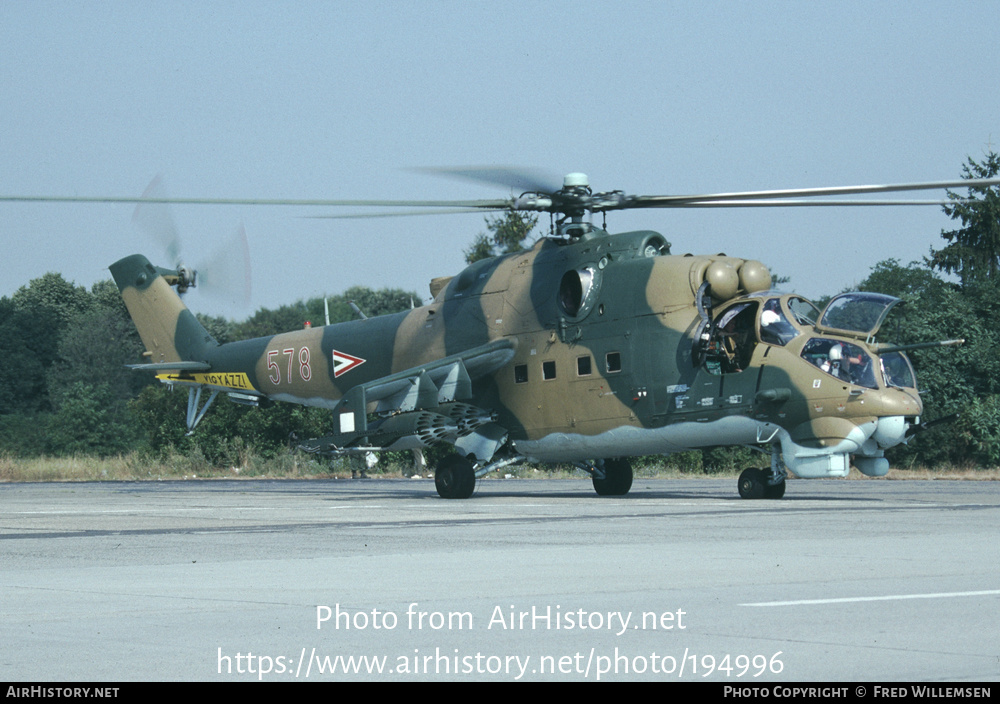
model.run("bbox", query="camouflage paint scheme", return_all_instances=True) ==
[110,227,923,499]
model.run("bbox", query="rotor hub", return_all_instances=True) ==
[562,173,590,190]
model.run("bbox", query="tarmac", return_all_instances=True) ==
[2,476,998,682]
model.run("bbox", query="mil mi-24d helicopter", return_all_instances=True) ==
[6,169,998,499]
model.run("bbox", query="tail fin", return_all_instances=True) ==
[109,254,218,365]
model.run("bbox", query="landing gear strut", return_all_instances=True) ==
[435,453,476,499]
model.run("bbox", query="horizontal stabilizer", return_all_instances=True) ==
[127,361,212,372]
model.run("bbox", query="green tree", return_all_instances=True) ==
[89,278,128,313]
[126,384,189,456]
[0,273,94,415]
[951,396,1000,467]
[464,209,539,264]
[39,278,154,456]
[234,286,419,339]
[127,383,330,465]
[47,382,134,457]
[930,151,1000,287]
[0,297,61,414]
[338,286,418,318]
[196,313,239,345]
[47,302,149,407]
[11,272,93,328]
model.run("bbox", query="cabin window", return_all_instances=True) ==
[577,355,592,376]
[542,360,557,380]
[606,352,622,373]
[514,364,528,384]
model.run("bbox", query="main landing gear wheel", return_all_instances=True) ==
[592,458,633,496]
[738,467,785,499]
[435,453,476,499]
[738,467,765,499]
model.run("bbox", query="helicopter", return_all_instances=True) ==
[9,169,998,498]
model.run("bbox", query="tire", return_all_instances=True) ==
[435,454,476,499]
[592,458,633,496]
[738,467,766,500]
[764,478,786,499]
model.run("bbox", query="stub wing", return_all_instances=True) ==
[361,338,515,412]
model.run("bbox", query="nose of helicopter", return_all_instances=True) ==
[874,385,922,418]
[869,387,923,449]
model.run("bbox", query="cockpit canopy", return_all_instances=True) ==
[816,292,903,340]
[697,291,917,391]
[698,292,819,373]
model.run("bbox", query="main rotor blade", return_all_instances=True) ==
[5,176,997,217]
[306,206,510,219]
[0,194,511,209]
[666,199,965,208]
[627,177,1000,208]
[413,166,563,195]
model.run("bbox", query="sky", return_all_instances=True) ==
[2,1,998,321]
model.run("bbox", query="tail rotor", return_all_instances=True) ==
[132,176,251,308]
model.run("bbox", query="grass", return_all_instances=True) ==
[0,451,336,482]
[0,452,997,483]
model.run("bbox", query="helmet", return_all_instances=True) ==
[760,310,780,326]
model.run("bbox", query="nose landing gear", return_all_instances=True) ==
[738,450,787,499]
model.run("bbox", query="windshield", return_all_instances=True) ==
[787,296,821,326]
[881,352,916,389]
[759,298,799,346]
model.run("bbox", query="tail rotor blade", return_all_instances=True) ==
[132,175,183,266]
[196,222,252,308]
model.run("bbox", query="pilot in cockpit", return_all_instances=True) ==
[759,299,798,346]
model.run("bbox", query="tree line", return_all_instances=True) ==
[1,153,997,470]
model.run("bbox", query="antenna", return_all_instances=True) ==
[349,301,368,320]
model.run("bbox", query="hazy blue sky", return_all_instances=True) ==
[2,1,998,320]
